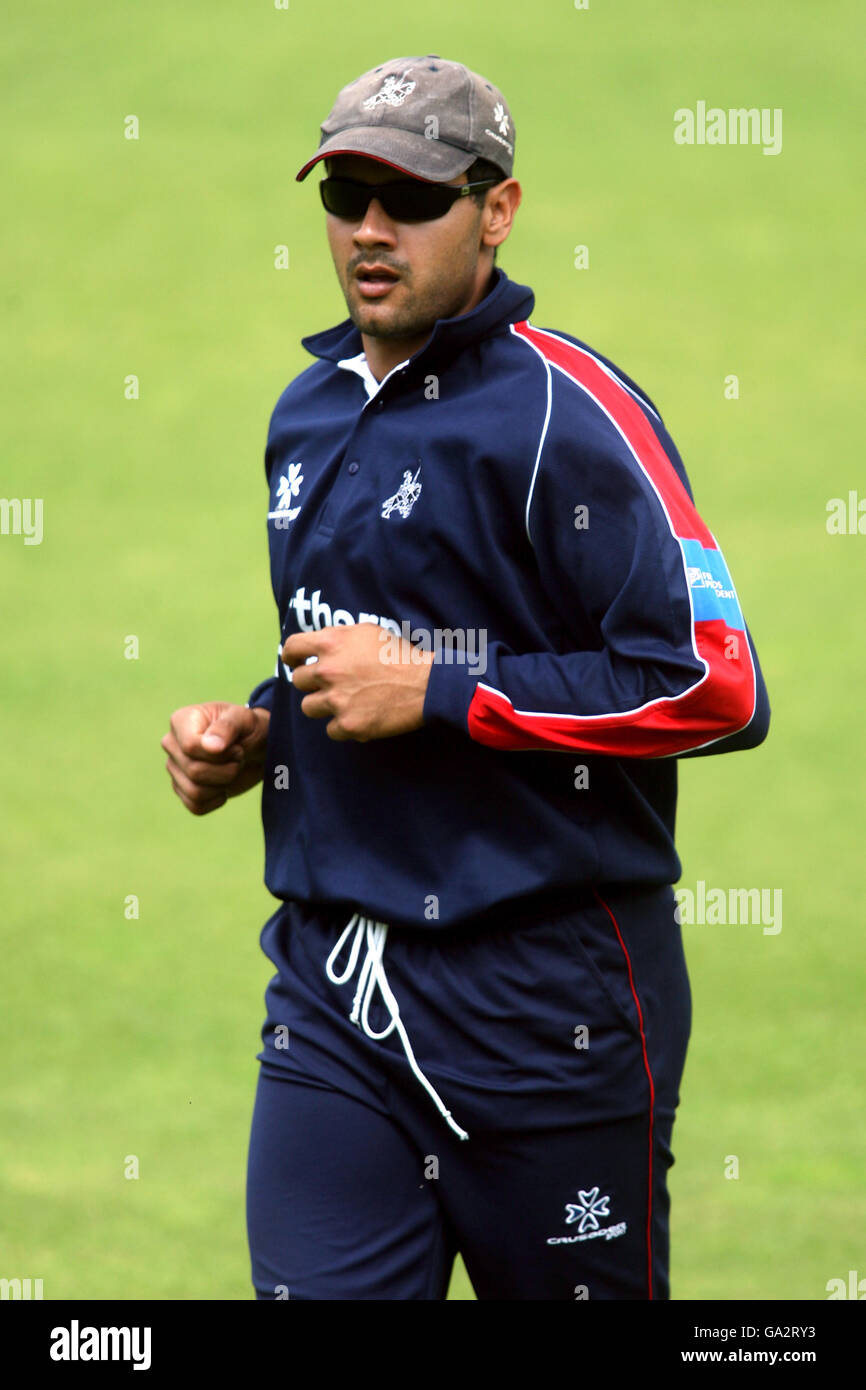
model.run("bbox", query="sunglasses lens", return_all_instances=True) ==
[383,185,453,221]
[320,179,455,222]
[320,180,365,218]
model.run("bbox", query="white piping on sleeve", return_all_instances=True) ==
[509,324,553,549]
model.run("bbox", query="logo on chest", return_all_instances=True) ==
[381,466,422,520]
[268,461,305,527]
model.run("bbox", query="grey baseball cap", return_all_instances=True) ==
[295,55,515,183]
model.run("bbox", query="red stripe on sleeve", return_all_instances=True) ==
[465,324,758,754]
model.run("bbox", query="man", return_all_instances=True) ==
[162,55,770,1300]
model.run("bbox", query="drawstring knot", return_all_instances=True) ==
[325,914,469,1142]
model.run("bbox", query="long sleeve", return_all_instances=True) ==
[423,362,770,760]
[245,670,280,713]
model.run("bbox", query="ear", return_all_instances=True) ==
[481,179,522,253]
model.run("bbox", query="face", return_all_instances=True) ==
[322,154,492,342]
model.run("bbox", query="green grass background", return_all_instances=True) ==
[1,0,863,1300]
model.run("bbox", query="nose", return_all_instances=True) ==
[353,197,398,248]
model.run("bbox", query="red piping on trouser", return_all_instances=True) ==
[592,889,657,1301]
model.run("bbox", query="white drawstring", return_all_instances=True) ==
[325,914,470,1142]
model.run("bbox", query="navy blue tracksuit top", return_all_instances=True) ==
[246,267,770,929]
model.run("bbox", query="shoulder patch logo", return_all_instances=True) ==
[381,466,422,519]
[362,69,416,110]
[681,539,745,630]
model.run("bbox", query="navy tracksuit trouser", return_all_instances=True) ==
[245,883,691,1300]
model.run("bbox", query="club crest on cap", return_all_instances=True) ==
[362,69,416,109]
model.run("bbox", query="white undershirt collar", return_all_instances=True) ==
[336,350,410,401]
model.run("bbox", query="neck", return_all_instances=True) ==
[362,265,498,381]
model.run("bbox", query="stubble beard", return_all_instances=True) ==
[343,261,478,341]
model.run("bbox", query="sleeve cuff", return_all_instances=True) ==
[246,675,279,713]
[422,657,479,734]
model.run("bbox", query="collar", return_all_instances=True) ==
[335,350,410,401]
[301,267,535,377]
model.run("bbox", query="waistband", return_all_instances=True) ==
[283,879,672,940]
[315,883,674,1143]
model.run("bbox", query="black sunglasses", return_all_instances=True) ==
[319,176,500,223]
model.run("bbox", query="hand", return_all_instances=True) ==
[282,623,433,742]
[161,702,270,814]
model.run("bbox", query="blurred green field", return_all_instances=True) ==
[1,0,863,1300]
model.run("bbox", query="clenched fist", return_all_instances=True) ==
[162,702,270,815]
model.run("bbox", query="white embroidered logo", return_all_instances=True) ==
[493,102,509,137]
[381,467,422,519]
[362,69,416,110]
[269,461,304,523]
[545,1185,628,1246]
[565,1187,610,1233]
